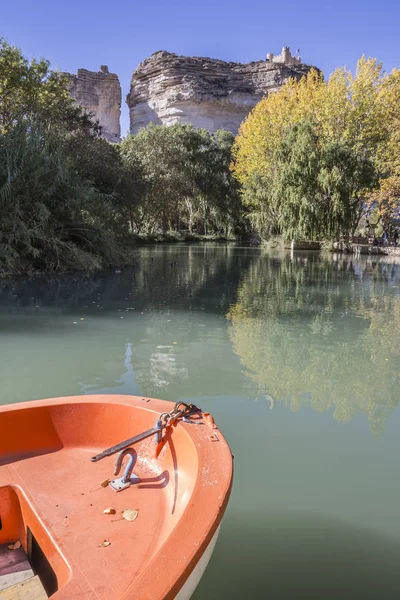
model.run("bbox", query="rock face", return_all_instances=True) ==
[128,47,317,135]
[68,66,121,142]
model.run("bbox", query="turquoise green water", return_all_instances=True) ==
[1,244,400,599]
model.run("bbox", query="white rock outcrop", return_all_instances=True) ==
[128,48,317,135]
[68,66,121,142]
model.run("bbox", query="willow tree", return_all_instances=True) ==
[270,121,376,240]
[232,57,400,239]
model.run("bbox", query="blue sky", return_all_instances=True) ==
[2,0,400,136]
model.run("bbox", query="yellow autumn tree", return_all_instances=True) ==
[232,57,400,238]
[366,68,400,225]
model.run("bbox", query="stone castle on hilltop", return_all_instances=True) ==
[266,45,302,65]
[67,47,316,140]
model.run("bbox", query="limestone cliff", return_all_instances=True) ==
[128,48,317,135]
[68,66,121,142]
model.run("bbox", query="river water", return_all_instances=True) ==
[1,244,400,599]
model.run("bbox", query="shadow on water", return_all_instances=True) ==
[194,511,400,600]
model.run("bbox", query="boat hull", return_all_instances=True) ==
[175,526,220,600]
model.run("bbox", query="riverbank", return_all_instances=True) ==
[0,236,239,278]
[7,233,400,279]
[281,239,400,255]
[132,232,236,244]
[333,243,400,256]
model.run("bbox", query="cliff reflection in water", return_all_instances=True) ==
[227,253,400,434]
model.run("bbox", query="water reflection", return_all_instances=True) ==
[0,245,253,402]
[227,253,400,434]
[1,247,400,434]
[2,246,400,599]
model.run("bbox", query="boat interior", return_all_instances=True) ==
[0,396,215,599]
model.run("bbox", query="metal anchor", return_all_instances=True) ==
[109,447,140,492]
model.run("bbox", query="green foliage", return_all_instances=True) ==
[0,39,127,274]
[0,39,243,274]
[0,38,97,135]
[233,57,400,240]
[119,124,243,237]
[241,121,377,241]
[0,119,128,273]
[271,121,377,240]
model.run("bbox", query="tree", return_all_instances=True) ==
[232,57,400,240]
[120,124,187,233]
[119,124,243,236]
[0,39,244,274]
[365,69,400,227]
[0,119,129,273]
[0,40,127,274]
[270,121,376,240]
[0,38,97,135]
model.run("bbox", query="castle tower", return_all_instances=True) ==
[282,46,290,63]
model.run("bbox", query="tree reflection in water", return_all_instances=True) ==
[2,245,400,435]
[227,253,400,434]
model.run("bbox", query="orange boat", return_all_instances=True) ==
[0,395,233,599]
